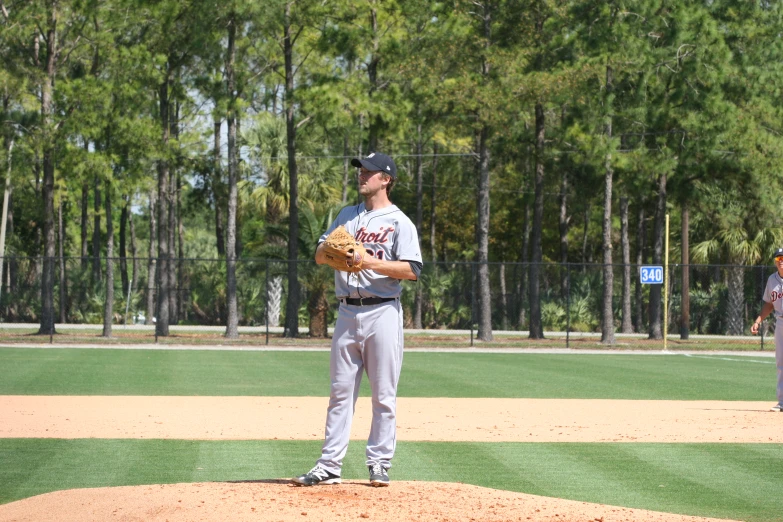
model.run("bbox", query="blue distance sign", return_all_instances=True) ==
[640,266,664,285]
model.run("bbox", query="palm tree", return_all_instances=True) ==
[692,219,783,335]
[244,113,343,335]
[298,205,336,337]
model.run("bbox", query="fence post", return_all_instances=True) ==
[470,263,475,347]
[265,259,269,346]
[154,258,158,344]
[566,263,570,349]
[124,278,133,328]
[760,265,765,351]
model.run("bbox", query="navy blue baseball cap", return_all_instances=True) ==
[774,248,783,259]
[351,152,397,178]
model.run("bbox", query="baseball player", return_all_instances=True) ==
[292,152,422,487]
[750,247,783,412]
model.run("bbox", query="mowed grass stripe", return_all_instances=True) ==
[0,439,779,522]
[0,348,772,399]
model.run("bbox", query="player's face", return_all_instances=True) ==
[775,256,783,272]
[357,168,387,196]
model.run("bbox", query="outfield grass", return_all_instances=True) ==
[0,327,773,351]
[0,439,779,522]
[1,348,778,520]
[0,348,773,399]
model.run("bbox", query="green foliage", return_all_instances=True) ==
[2,0,783,335]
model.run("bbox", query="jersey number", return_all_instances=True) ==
[365,248,384,260]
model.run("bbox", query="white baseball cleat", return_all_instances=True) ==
[770,404,783,412]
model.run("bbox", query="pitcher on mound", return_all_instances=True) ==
[292,152,422,487]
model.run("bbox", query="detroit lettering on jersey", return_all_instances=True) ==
[763,273,783,321]
[320,203,422,299]
[354,226,394,244]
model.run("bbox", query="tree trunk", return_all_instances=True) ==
[225,13,239,338]
[156,77,171,337]
[307,287,329,338]
[558,165,569,299]
[283,4,300,338]
[38,9,57,336]
[476,125,493,341]
[129,202,138,296]
[102,181,113,337]
[0,122,13,312]
[726,265,744,335]
[266,275,283,326]
[500,262,508,330]
[214,117,225,257]
[634,204,646,332]
[581,204,590,270]
[476,3,493,341]
[528,103,545,339]
[146,188,157,325]
[119,197,129,298]
[518,202,531,329]
[58,197,66,323]
[681,203,690,339]
[168,103,179,324]
[235,115,243,259]
[92,173,101,285]
[413,123,424,329]
[342,132,350,204]
[601,65,615,345]
[34,154,42,281]
[620,196,633,333]
[177,173,185,322]
[429,142,438,264]
[648,174,666,340]
[81,179,88,270]
[367,6,379,152]
[6,189,13,294]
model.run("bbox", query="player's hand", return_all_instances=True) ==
[359,251,378,270]
[751,321,761,335]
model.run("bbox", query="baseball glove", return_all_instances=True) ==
[322,225,366,273]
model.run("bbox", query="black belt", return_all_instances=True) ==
[340,297,396,306]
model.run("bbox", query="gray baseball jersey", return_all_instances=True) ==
[319,203,422,299]
[762,273,783,320]
[314,202,421,476]
[762,272,783,404]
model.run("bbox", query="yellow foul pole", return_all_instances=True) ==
[664,214,669,351]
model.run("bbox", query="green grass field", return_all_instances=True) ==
[0,347,780,521]
[0,348,775,399]
[0,326,774,351]
[0,439,780,522]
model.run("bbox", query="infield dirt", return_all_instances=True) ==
[1,396,779,443]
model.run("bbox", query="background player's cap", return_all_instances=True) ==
[774,248,783,259]
[351,152,397,178]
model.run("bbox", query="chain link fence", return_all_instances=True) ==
[0,256,774,340]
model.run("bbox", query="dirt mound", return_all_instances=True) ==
[0,481,741,522]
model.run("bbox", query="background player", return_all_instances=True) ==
[750,247,783,411]
[292,152,423,487]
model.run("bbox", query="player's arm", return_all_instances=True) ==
[315,241,328,265]
[751,301,774,334]
[361,254,418,281]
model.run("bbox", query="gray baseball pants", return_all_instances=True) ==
[776,321,783,404]
[316,300,404,475]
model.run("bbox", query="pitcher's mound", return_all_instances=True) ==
[0,481,740,522]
